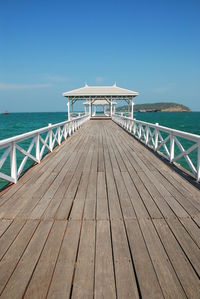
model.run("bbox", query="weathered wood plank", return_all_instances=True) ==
[95,220,116,298]
[154,218,200,298]
[111,219,139,298]
[24,220,66,299]
[125,219,164,299]
[0,220,39,294]
[47,220,81,299]
[72,220,95,299]
[139,218,187,298]
[0,220,53,299]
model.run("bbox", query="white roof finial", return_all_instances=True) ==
[113,82,117,87]
[84,82,88,87]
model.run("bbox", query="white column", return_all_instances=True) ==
[131,100,134,119]
[110,100,113,116]
[84,105,86,115]
[113,104,116,114]
[67,98,70,120]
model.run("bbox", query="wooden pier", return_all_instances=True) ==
[0,120,200,298]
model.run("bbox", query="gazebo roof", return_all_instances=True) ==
[62,83,139,98]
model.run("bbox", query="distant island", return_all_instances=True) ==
[116,102,190,112]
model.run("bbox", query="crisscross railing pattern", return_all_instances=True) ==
[112,114,200,182]
[0,115,89,184]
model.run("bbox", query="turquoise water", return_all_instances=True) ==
[135,112,200,135]
[0,112,68,141]
[0,112,200,190]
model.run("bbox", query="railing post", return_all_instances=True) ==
[170,133,175,163]
[126,120,129,131]
[58,126,61,145]
[64,124,67,140]
[154,123,159,151]
[48,123,53,152]
[133,119,136,136]
[130,120,133,133]
[139,124,142,139]
[69,123,72,136]
[146,125,149,145]
[36,134,40,162]
[197,142,200,182]
[10,142,17,183]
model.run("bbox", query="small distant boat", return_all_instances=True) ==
[2,111,9,115]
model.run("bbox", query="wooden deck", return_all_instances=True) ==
[0,120,200,299]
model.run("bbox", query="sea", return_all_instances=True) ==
[0,111,200,190]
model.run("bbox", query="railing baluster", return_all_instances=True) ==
[10,142,17,183]
[64,124,67,139]
[146,125,149,145]
[48,123,53,151]
[170,133,175,163]
[58,126,61,145]
[154,123,159,151]
[36,134,40,162]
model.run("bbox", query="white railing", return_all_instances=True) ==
[112,114,200,182]
[0,115,90,184]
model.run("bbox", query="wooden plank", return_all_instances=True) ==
[166,217,200,276]
[0,219,25,260]
[113,170,137,219]
[72,220,95,299]
[0,220,39,294]
[24,220,66,299]
[96,172,109,220]
[121,171,150,219]
[55,171,82,220]
[84,172,97,220]
[70,173,90,220]
[98,130,105,172]
[0,220,53,299]
[47,220,81,299]
[111,219,139,298]
[0,219,12,237]
[139,218,187,298]
[179,217,200,248]
[152,169,199,217]
[95,220,116,298]
[154,218,200,298]
[105,171,122,220]
[125,219,164,299]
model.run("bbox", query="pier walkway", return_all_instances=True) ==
[0,120,200,298]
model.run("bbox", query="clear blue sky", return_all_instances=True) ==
[0,0,200,112]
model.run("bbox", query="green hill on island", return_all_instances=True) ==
[116,102,190,112]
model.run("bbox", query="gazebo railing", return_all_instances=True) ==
[112,114,200,182]
[0,115,90,184]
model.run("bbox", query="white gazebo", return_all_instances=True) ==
[62,83,139,120]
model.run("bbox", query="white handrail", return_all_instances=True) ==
[112,114,200,182]
[0,115,90,184]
